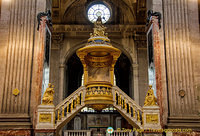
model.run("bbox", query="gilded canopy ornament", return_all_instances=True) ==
[42,83,55,105]
[144,85,157,106]
[90,16,108,37]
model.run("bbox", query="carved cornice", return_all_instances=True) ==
[53,25,145,33]
[52,24,146,39]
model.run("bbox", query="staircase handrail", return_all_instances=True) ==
[55,86,86,110]
[112,86,142,111]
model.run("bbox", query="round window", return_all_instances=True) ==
[87,3,111,24]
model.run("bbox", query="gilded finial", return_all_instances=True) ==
[42,83,55,105]
[144,85,157,106]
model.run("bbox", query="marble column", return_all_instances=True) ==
[58,64,66,103]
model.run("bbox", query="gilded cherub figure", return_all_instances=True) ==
[144,85,157,106]
[42,83,55,105]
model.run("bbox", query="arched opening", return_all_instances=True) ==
[65,51,132,97]
[115,53,132,96]
[65,53,83,97]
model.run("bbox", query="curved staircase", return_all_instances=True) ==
[53,86,143,131]
[36,85,161,136]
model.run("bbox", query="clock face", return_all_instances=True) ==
[87,4,111,24]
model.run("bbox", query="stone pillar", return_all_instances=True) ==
[162,0,200,128]
[133,64,139,104]
[35,105,55,136]
[143,106,161,130]
[0,0,49,133]
[147,0,169,127]
[146,12,168,127]
[58,64,66,103]
[143,106,162,136]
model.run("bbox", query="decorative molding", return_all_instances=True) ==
[12,88,20,96]
[52,33,64,44]
[53,24,145,33]
[178,90,186,98]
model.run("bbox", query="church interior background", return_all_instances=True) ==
[0,0,200,136]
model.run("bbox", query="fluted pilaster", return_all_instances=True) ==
[163,0,196,116]
[0,0,36,114]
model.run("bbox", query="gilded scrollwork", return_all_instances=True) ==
[86,86,112,97]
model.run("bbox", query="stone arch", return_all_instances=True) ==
[62,40,87,65]
[111,40,136,65]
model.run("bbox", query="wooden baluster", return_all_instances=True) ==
[77,95,80,105]
[57,109,60,121]
[67,102,69,114]
[81,92,83,105]
[124,99,127,111]
[71,100,74,111]
[118,95,120,105]
[119,95,121,106]
[137,110,140,122]
[62,105,65,118]
[133,107,135,118]
[74,98,77,108]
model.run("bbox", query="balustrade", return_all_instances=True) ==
[36,84,162,134]
[64,130,91,136]
[54,86,86,128]
[106,130,134,136]
[112,86,143,127]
